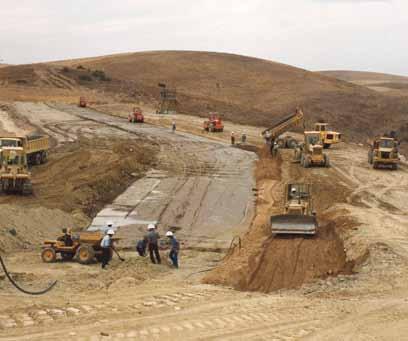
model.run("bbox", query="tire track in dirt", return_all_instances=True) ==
[329,144,408,259]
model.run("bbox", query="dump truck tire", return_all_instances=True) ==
[287,139,298,149]
[277,139,285,148]
[323,143,331,149]
[35,153,42,165]
[392,163,398,170]
[77,245,95,264]
[41,152,47,164]
[41,248,57,263]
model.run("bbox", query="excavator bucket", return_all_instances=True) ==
[270,214,317,235]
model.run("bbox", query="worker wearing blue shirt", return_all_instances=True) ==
[166,231,179,268]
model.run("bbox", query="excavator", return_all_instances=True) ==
[261,108,304,155]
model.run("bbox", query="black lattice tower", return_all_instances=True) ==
[157,83,177,114]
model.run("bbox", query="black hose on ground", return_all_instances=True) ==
[0,255,57,295]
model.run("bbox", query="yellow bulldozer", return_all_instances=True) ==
[314,122,341,149]
[368,136,399,170]
[0,146,33,194]
[271,183,317,235]
[294,131,330,168]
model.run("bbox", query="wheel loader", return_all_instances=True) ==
[271,183,317,235]
[294,131,330,168]
[0,147,33,194]
[41,231,118,264]
[368,136,399,170]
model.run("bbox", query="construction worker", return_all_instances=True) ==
[291,186,297,198]
[57,228,73,246]
[241,132,247,144]
[231,132,235,145]
[136,238,147,257]
[172,121,176,133]
[166,231,180,268]
[100,229,115,269]
[265,131,272,145]
[145,224,161,264]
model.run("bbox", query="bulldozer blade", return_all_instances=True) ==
[270,214,317,235]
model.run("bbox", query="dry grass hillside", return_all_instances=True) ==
[1,51,408,141]
[321,70,408,97]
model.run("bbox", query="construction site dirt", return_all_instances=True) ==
[1,100,408,340]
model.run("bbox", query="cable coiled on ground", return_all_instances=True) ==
[0,255,57,295]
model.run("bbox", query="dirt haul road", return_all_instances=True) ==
[2,103,408,340]
[12,102,257,249]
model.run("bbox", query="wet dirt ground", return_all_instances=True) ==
[11,102,257,250]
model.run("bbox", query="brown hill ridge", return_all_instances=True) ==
[1,51,408,141]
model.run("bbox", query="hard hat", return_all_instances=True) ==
[107,229,115,235]
[106,221,114,227]
[166,231,173,237]
[291,187,297,192]
[147,224,155,230]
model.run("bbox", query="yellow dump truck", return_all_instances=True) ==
[0,135,49,165]
[314,123,341,149]
[0,146,32,194]
[368,137,399,170]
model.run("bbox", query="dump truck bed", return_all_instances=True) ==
[26,135,49,155]
[271,214,317,235]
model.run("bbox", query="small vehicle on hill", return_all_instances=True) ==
[79,96,87,108]
[128,107,144,123]
[203,113,224,132]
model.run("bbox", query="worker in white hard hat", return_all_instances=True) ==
[100,228,115,269]
[144,224,161,264]
[231,131,235,145]
[290,186,298,199]
[166,231,180,268]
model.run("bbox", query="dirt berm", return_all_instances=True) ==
[203,148,353,292]
[0,137,158,253]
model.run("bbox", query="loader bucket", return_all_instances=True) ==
[270,214,317,235]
